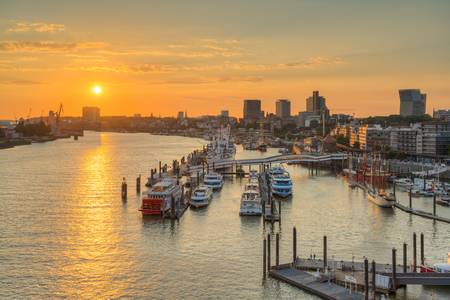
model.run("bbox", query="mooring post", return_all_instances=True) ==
[202,161,205,177]
[263,238,267,280]
[278,200,281,224]
[323,235,327,270]
[136,175,141,194]
[413,232,417,272]
[393,180,396,198]
[121,177,127,200]
[420,233,424,266]
[392,248,397,290]
[159,161,162,178]
[409,188,412,209]
[213,162,215,171]
[403,242,407,273]
[433,193,436,216]
[276,233,280,266]
[364,258,369,300]
[372,260,376,300]
[171,195,175,219]
[267,233,271,271]
[197,171,200,186]
[293,227,297,264]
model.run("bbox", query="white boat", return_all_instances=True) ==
[206,125,236,165]
[190,185,213,208]
[248,170,259,179]
[203,172,223,190]
[433,253,450,273]
[367,187,395,208]
[245,182,260,195]
[394,178,413,190]
[271,172,293,198]
[239,190,262,216]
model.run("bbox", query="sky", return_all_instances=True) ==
[0,0,450,119]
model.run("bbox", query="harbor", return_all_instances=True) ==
[1,131,450,299]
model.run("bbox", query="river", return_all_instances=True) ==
[0,131,449,299]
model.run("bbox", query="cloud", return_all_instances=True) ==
[0,79,43,85]
[0,41,108,53]
[7,22,65,33]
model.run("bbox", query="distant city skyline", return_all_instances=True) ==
[1,0,450,118]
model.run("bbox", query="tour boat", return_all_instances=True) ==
[245,181,260,195]
[248,169,259,179]
[271,173,293,198]
[268,165,286,176]
[139,178,183,216]
[190,185,213,208]
[206,125,236,164]
[203,172,223,190]
[367,187,395,208]
[239,190,262,216]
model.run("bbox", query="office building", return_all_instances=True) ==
[82,106,100,124]
[306,91,327,114]
[433,109,450,121]
[275,99,291,119]
[177,111,185,119]
[220,110,229,118]
[243,99,262,121]
[399,89,426,116]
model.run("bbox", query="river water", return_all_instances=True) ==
[0,131,449,299]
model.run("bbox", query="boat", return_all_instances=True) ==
[203,172,223,190]
[268,165,286,176]
[239,190,262,216]
[190,185,213,208]
[248,169,259,179]
[367,187,395,208]
[257,143,267,152]
[271,173,293,198]
[206,125,236,164]
[394,178,413,190]
[245,181,260,195]
[278,148,289,154]
[139,178,183,216]
[437,194,450,206]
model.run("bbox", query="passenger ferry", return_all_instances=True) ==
[239,190,262,216]
[203,172,223,190]
[206,125,236,165]
[190,185,213,208]
[139,178,183,216]
[267,165,293,198]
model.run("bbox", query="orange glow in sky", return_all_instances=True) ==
[0,1,449,119]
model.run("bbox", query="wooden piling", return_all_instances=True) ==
[413,232,417,272]
[136,175,141,194]
[159,161,162,178]
[293,227,297,264]
[433,193,436,216]
[276,233,280,266]
[392,248,397,290]
[409,188,412,209]
[171,195,175,219]
[364,258,369,300]
[121,177,127,200]
[420,232,424,266]
[323,235,327,270]
[267,233,271,271]
[263,238,267,280]
[393,180,396,198]
[372,260,376,300]
[278,200,281,224]
[403,242,407,273]
[197,171,200,186]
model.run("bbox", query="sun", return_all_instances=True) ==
[92,85,102,95]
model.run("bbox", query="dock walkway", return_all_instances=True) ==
[394,202,450,224]
[270,265,363,300]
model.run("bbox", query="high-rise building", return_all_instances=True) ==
[177,111,185,119]
[82,106,100,123]
[399,89,426,116]
[243,99,262,121]
[220,110,229,118]
[306,91,327,114]
[275,99,291,118]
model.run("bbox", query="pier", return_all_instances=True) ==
[259,171,280,222]
[264,228,450,299]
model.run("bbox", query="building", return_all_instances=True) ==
[306,91,328,115]
[358,124,391,151]
[433,109,450,121]
[399,89,426,116]
[275,99,291,119]
[177,111,185,119]
[243,99,262,123]
[82,106,100,126]
[298,111,320,127]
[421,122,450,156]
[390,125,421,154]
[220,110,229,118]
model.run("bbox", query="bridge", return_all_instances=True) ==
[188,152,347,173]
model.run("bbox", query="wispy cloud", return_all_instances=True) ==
[7,21,65,33]
[0,79,44,85]
[0,41,108,53]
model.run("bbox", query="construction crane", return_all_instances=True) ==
[54,103,63,136]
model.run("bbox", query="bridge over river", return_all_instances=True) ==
[188,152,347,174]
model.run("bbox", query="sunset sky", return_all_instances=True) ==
[1,0,449,119]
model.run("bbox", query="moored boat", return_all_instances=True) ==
[239,190,262,216]
[203,172,223,190]
[367,187,395,208]
[190,185,213,208]
[139,178,183,216]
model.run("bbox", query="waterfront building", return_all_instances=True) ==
[433,109,450,122]
[421,122,450,156]
[82,106,100,129]
[358,124,391,151]
[399,89,426,116]
[390,125,421,154]
[275,99,291,119]
[243,99,262,124]
[349,126,359,147]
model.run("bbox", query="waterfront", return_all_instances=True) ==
[1,132,450,299]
